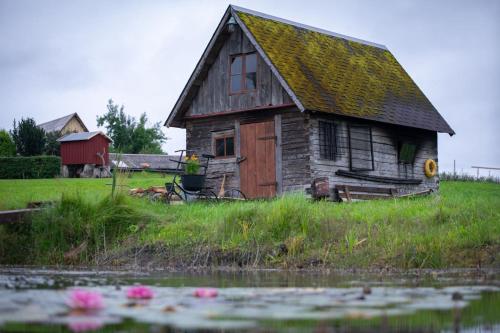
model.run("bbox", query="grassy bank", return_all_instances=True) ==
[1,177,499,269]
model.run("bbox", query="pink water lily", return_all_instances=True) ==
[193,288,218,298]
[67,290,104,311]
[126,285,154,299]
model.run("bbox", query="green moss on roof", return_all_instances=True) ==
[236,11,453,134]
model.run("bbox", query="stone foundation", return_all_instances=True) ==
[61,164,111,178]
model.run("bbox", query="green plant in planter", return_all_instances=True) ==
[185,154,200,175]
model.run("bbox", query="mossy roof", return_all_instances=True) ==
[234,7,454,134]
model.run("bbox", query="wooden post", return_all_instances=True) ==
[344,185,352,203]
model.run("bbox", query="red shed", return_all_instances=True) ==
[58,131,112,166]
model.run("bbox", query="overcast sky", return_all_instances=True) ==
[1,0,499,175]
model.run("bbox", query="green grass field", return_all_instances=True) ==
[1,174,499,269]
[0,172,171,210]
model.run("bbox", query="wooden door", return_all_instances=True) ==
[240,120,276,199]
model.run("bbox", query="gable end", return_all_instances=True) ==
[164,6,298,128]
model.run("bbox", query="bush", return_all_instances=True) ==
[0,156,60,179]
[44,131,61,156]
[0,130,16,157]
[11,118,46,156]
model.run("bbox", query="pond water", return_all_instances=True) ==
[0,267,498,332]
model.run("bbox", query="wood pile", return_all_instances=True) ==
[129,186,166,198]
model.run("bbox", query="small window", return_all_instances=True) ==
[230,56,242,93]
[225,137,234,156]
[399,142,417,164]
[319,121,338,160]
[215,138,226,157]
[349,125,374,171]
[245,53,257,90]
[213,133,235,158]
[230,53,257,94]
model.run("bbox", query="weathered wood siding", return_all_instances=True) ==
[185,107,309,195]
[186,109,437,197]
[309,114,439,194]
[185,25,292,117]
[183,23,303,195]
[186,117,239,192]
[281,112,311,193]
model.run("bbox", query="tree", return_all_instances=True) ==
[97,99,166,154]
[0,129,16,156]
[10,118,46,156]
[44,131,61,156]
[129,113,166,154]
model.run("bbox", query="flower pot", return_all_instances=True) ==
[181,174,205,191]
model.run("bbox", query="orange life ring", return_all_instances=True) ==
[424,159,437,177]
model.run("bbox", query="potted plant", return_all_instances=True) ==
[181,154,205,191]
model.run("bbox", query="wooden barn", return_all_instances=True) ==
[38,112,88,135]
[164,6,455,199]
[58,131,112,178]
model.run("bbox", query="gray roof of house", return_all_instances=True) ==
[57,131,111,142]
[109,153,180,170]
[38,113,88,133]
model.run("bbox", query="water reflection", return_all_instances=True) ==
[0,268,498,332]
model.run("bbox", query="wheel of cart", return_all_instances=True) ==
[164,150,219,204]
[193,188,219,203]
[165,187,218,204]
[222,189,247,200]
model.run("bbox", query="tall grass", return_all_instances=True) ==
[140,181,500,269]
[1,181,499,269]
[3,193,150,264]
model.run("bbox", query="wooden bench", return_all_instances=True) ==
[335,185,398,202]
[0,208,42,224]
[0,201,53,224]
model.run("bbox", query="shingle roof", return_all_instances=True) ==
[38,113,88,133]
[165,6,454,135]
[233,7,454,135]
[109,153,180,170]
[57,131,111,142]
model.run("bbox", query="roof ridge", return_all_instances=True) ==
[230,5,388,50]
[38,112,75,126]
[57,130,111,142]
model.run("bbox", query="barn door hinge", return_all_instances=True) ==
[258,181,277,186]
[257,136,277,141]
